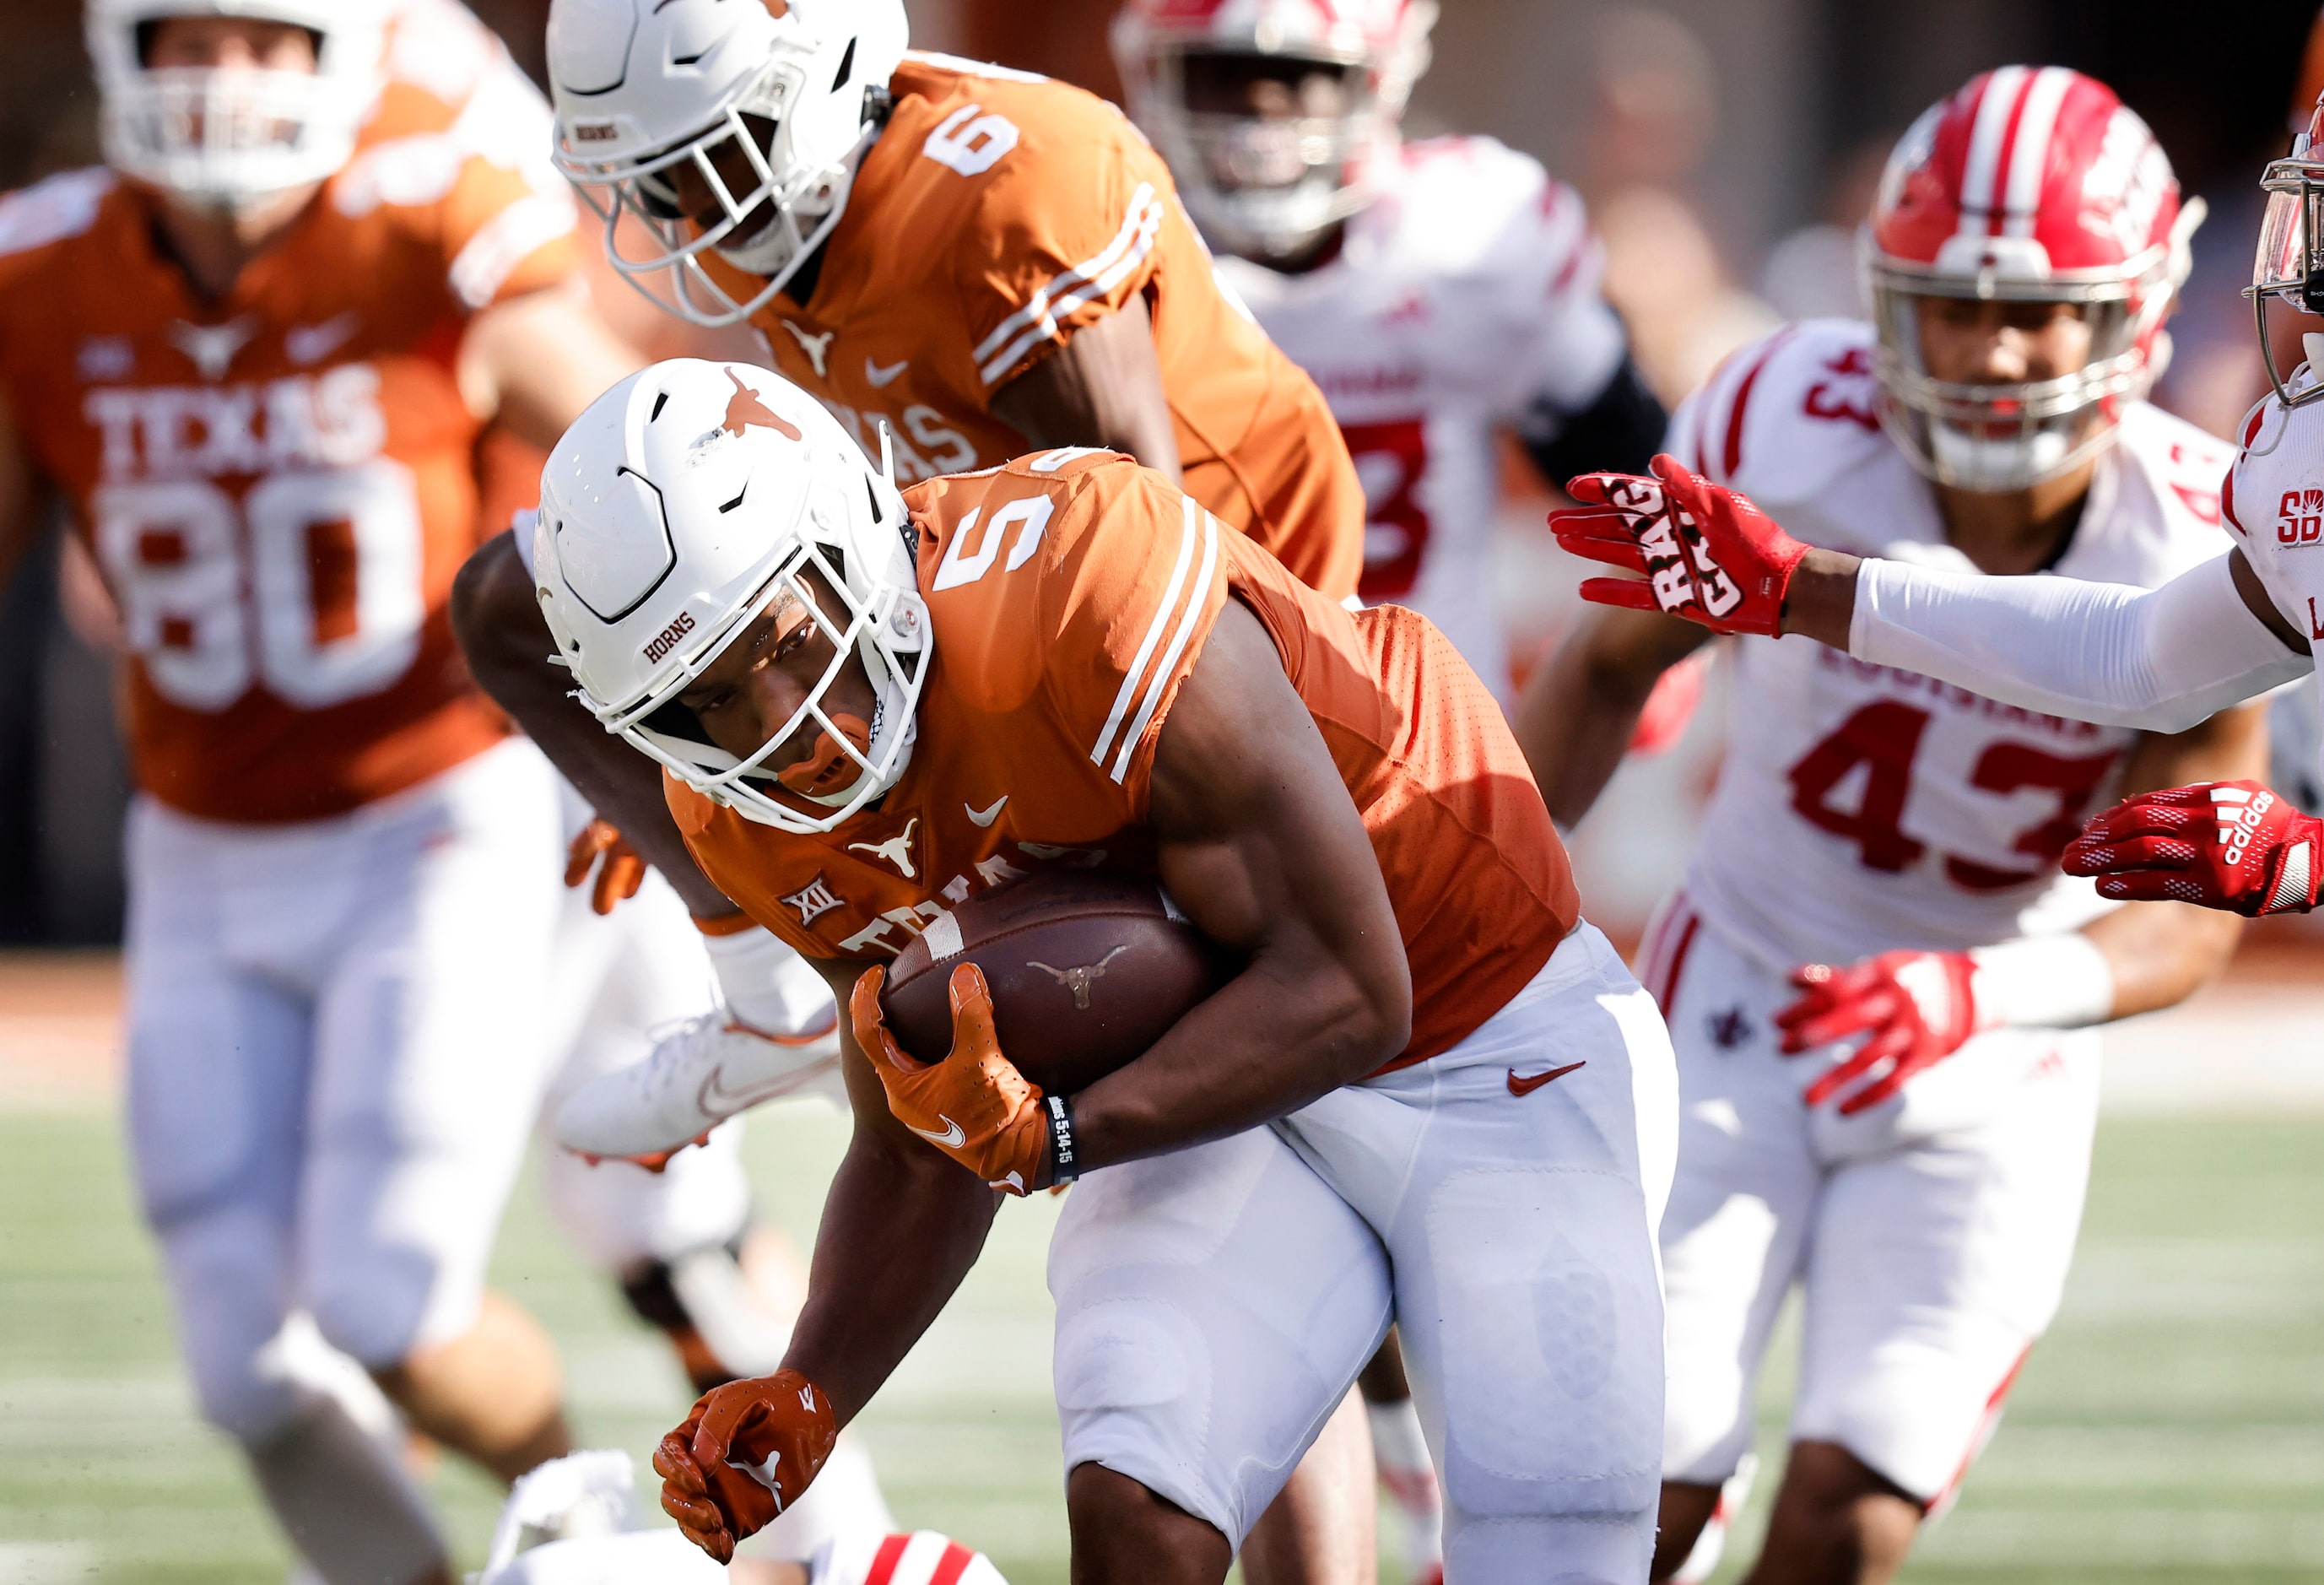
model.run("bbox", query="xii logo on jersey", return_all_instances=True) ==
[781,873,846,926]
[2276,489,2324,547]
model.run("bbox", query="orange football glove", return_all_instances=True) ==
[850,963,1051,1194]
[654,1370,838,1564]
[565,819,645,916]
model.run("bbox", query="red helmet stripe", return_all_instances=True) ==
[1998,67,2076,240]
[1957,65,2030,236]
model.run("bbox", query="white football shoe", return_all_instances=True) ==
[557,1012,844,1166]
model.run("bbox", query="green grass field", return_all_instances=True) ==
[3,1107,2323,1584]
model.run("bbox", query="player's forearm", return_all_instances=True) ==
[988,297,1183,483]
[451,534,738,919]
[1068,948,1409,1171]
[1513,636,1665,828]
[2078,901,2243,1020]
[1776,547,1862,647]
[781,1095,998,1423]
[1841,551,2307,731]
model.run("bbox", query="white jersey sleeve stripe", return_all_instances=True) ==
[972,183,1166,385]
[1089,492,1199,769]
[1111,508,1220,784]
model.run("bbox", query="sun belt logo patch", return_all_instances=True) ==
[2276,488,2324,547]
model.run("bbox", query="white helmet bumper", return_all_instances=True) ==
[533,360,928,834]
[86,0,388,211]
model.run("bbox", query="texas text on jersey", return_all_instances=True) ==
[667,446,1578,1070]
[1219,135,1628,688]
[1663,318,2235,971]
[703,54,1365,600]
[0,1,577,822]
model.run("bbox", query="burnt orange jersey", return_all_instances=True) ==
[718,53,1364,600]
[0,3,580,824]
[669,450,1576,1068]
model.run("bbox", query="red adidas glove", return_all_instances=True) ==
[1553,454,1810,638]
[564,819,645,916]
[851,963,1051,1194]
[1775,950,1981,1114]
[2063,782,2321,916]
[654,1370,838,1564]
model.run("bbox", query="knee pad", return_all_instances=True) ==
[619,1235,792,1387]
[157,1214,311,1443]
[308,1244,453,1369]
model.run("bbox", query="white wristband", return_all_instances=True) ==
[1968,933,2116,1031]
[701,922,838,1037]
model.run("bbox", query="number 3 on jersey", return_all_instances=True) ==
[92,462,425,711]
[1787,700,2119,890]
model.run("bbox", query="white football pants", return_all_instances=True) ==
[125,738,565,1443]
[1644,897,2099,1506]
[1051,922,1678,1585]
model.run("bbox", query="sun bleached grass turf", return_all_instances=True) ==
[3,1106,2323,1583]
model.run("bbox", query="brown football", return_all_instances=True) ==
[879,870,1232,1095]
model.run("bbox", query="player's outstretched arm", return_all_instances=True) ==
[657,969,999,1561]
[988,294,1183,484]
[451,533,738,920]
[1078,598,1415,1167]
[1511,601,1707,828]
[1559,456,2313,730]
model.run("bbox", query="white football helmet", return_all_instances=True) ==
[546,0,908,327]
[533,360,928,835]
[86,0,390,213]
[1111,0,1435,262]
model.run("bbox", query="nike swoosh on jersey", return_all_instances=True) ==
[965,795,1008,827]
[1506,1061,1586,1096]
[908,1115,968,1148]
[865,356,909,387]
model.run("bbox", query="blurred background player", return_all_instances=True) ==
[1111,0,1667,701]
[0,1,638,1579]
[1516,68,2269,1585]
[0,3,888,1580]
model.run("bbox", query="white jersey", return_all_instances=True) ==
[1669,319,2236,969]
[1217,136,1625,694]
[2224,374,2324,801]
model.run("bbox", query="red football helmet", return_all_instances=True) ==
[2250,91,2324,408]
[1864,66,2199,490]
[1111,0,1434,262]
